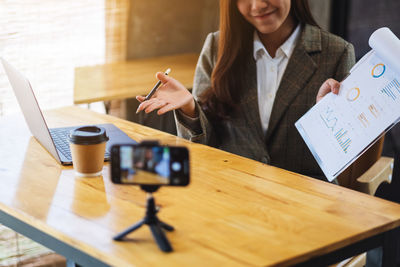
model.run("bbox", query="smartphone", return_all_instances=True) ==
[111,144,190,186]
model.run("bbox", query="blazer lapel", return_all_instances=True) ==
[241,57,265,143]
[265,24,321,141]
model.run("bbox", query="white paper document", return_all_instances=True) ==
[295,28,400,181]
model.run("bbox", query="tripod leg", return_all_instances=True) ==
[149,224,173,252]
[113,219,145,241]
[159,221,174,232]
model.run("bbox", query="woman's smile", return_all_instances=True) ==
[252,8,278,20]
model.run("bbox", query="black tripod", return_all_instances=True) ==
[113,185,175,252]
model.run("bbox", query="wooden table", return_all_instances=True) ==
[1,106,400,266]
[74,53,198,104]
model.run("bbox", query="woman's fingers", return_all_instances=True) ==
[326,78,341,94]
[136,98,169,114]
[316,78,341,103]
[144,100,167,113]
[135,74,191,115]
[156,72,171,84]
[136,98,156,113]
[157,103,177,115]
[136,95,146,102]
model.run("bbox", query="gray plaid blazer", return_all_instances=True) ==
[175,24,355,180]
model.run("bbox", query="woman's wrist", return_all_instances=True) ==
[179,98,197,118]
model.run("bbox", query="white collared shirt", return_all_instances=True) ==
[254,24,301,135]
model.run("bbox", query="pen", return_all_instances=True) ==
[144,68,171,101]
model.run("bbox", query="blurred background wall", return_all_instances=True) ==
[126,0,219,59]
[331,0,400,60]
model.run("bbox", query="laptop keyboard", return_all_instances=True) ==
[49,128,73,160]
[49,128,110,161]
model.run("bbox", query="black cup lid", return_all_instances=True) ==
[69,126,109,145]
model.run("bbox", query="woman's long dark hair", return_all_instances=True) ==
[200,0,318,120]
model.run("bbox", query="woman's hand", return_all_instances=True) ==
[136,72,196,117]
[316,78,341,103]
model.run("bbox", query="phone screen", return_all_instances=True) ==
[111,145,189,186]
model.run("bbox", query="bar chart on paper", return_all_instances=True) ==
[381,79,400,101]
[334,128,351,153]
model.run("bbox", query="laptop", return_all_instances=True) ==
[1,58,137,165]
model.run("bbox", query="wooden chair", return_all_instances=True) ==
[332,136,394,267]
[337,136,393,195]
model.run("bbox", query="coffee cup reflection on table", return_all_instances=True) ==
[69,126,109,177]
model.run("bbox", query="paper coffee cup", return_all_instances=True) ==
[69,126,109,177]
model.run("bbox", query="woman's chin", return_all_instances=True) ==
[254,24,281,35]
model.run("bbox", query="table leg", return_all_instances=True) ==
[382,226,400,267]
[103,101,110,114]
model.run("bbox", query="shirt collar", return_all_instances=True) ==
[253,31,266,60]
[253,24,301,60]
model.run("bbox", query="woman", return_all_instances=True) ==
[136,0,355,180]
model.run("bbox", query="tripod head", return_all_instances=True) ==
[140,185,160,193]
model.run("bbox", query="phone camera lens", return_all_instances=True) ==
[171,162,181,172]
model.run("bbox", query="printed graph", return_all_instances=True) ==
[334,128,351,153]
[371,63,386,78]
[357,113,370,128]
[368,104,379,118]
[346,87,360,102]
[320,106,338,131]
[381,79,400,101]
